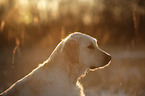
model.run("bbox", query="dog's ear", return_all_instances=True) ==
[61,38,79,64]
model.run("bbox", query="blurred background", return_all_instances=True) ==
[0,0,145,96]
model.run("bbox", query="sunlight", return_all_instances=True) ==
[16,0,31,24]
[0,0,145,96]
[37,0,59,20]
[78,0,94,6]
[37,0,59,13]
[0,20,5,32]
[47,0,59,18]
[83,14,92,25]
[33,16,39,24]
[0,0,7,5]
[17,0,29,8]
[37,0,47,11]
[48,0,59,12]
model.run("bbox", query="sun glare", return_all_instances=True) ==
[37,0,47,11]
[48,0,59,12]
[17,0,29,8]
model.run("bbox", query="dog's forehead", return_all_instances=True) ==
[71,32,97,44]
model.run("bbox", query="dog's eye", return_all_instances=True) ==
[87,44,94,49]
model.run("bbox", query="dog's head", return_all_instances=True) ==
[61,32,111,71]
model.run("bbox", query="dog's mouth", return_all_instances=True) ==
[89,60,111,71]
[99,60,111,69]
[89,66,98,71]
[90,66,97,69]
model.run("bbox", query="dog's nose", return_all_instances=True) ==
[106,54,111,61]
[104,54,112,63]
[103,52,111,64]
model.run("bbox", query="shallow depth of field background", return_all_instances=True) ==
[0,0,145,96]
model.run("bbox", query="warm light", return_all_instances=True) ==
[0,20,5,32]
[37,0,47,11]
[15,0,31,24]
[17,0,29,8]
[22,14,31,24]
[49,0,59,18]
[83,14,92,25]
[33,16,39,24]
[48,0,59,12]
[37,0,59,20]
[78,0,94,5]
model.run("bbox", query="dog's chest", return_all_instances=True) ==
[40,84,82,96]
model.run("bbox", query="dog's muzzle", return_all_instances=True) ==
[103,53,111,65]
[90,54,111,70]
[90,66,97,69]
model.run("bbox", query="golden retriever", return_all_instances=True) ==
[0,32,111,96]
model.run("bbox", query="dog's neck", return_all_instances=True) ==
[42,48,87,86]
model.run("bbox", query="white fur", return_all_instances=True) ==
[0,32,111,96]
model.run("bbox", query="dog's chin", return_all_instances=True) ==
[98,60,111,69]
[79,69,89,80]
[89,61,111,71]
[89,66,98,71]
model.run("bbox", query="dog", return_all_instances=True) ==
[0,32,111,96]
